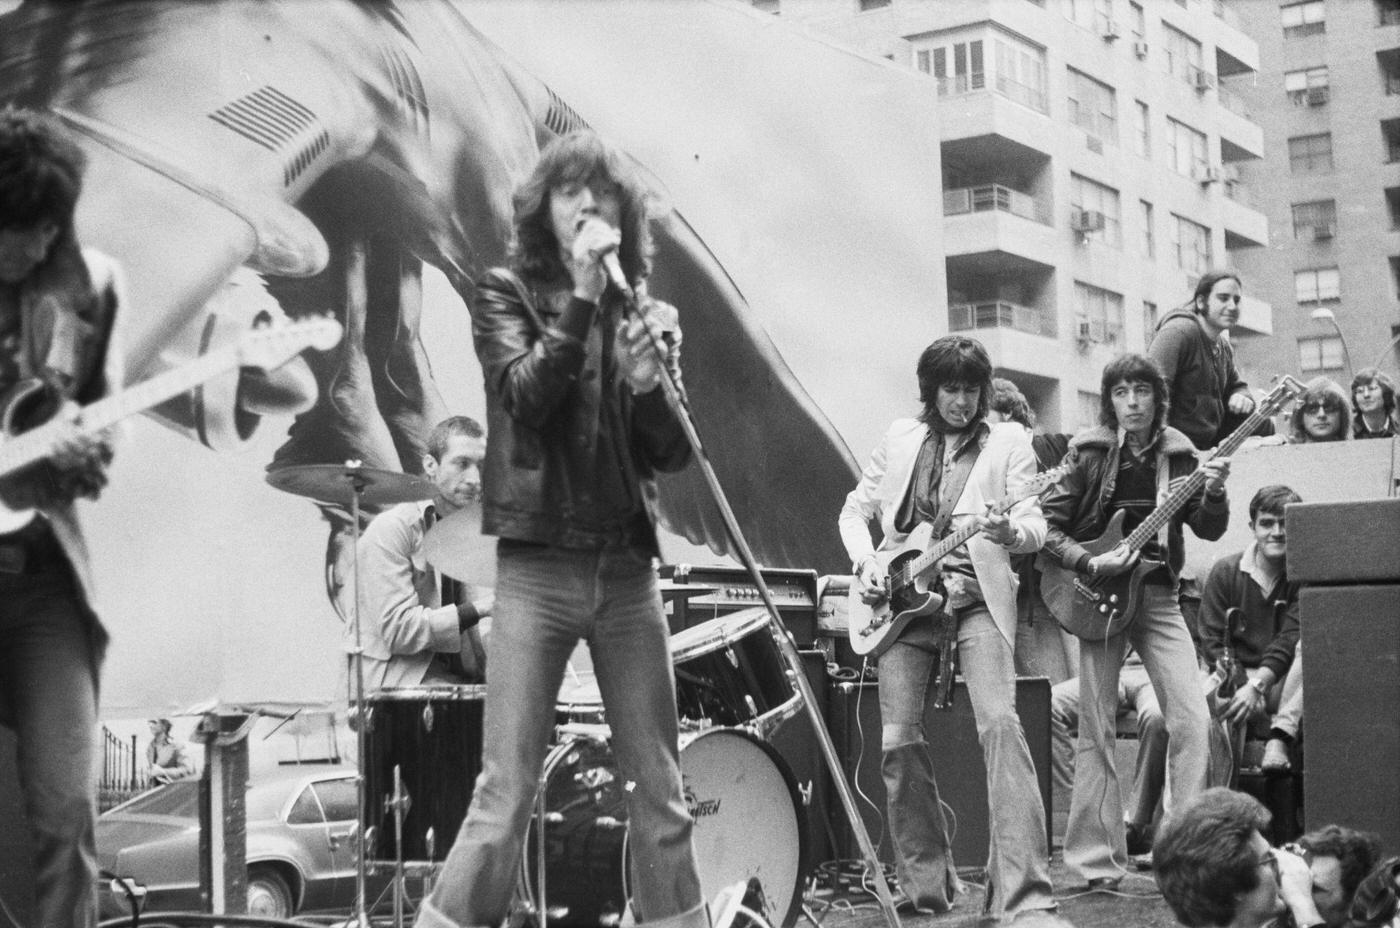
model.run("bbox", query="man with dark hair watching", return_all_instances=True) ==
[0,106,123,928]
[1155,787,1325,928]
[354,414,492,688]
[1296,825,1384,928]
[1197,484,1303,772]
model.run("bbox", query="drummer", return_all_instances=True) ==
[350,414,493,689]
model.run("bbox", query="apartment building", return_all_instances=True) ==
[1228,0,1400,391]
[755,0,1272,432]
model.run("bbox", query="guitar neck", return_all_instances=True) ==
[1123,388,1292,552]
[0,345,239,479]
[906,521,981,578]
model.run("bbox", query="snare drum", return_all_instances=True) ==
[670,609,800,730]
[362,686,485,867]
[520,726,806,928]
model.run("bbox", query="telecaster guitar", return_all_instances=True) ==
[0,317,343,533]
[1043,376,1305,642]
[847,464,1069,659]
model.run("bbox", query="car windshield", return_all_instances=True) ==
[112,780,200,818]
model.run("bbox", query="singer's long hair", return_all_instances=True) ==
[509,130,653,288]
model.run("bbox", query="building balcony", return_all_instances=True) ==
[1220,183,1268,248]
[949,300,1056,339]
[943,184,1051,225]
[1216,92,1264,162]
[941,205,1060,270]
[1236,293,1273,337]
[937,88,1053,155]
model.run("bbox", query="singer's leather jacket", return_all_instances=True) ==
[472,267,690,552]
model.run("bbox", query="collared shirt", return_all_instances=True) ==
[1239,540,1283,597]
[1111,427,1167,566]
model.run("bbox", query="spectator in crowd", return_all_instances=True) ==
[1197,485,1303,773]
[988,377,1077,683]
[1288,378,1350,443]
[1295,825,1384,928]
[1350,368,1399,440]
[145,718,195,784]
[1148,270,1255,451]
[1154,787,1326,928]
[1350,857,1400,928]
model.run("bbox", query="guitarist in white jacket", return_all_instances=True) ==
[0,108,122,928]
[838,335,1055,920]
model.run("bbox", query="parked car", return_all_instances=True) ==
[96,765,392,919]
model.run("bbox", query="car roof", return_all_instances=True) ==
[105,764,357,821]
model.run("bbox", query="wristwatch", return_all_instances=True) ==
[1247,676,1267,693]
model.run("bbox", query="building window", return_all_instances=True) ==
[858,0,891,10]
[1074,281,1125,346]
[1068,68,1117,142]
[1143,301,1159,350]
[1298,336,1346,378]
[1071,174,1122,246]
[1281,1,1326,38]
[1129,2,1146,42]
[1386,186,1400,230]
[1077,390,1101,430]
[1291,200,1338,241]
[1162,22,1204,86]
[1060,0,1108,29]
[1288,133,1334,173]
[1382,0,1400,27]
[994,39,1048,112]
[920,40,985,96]
[1386,119,1400,163]
[1140,200,1155,258]
[1171,213,1213,276]
[1294,267,1341,303]
[751,0,780,12]
[1134,100,1150,158]
[1383,49,1400,95]
[1166,118,1209,179]
[1285,66,1330,105]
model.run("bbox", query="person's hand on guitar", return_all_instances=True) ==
[1085,542,1139,579]
[1199,456,1231,496]
[855,555,890,606]
[977,506,1020,548]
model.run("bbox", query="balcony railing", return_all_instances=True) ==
[1217,85,1254,121]
[1211,0,1241,30]
[994,74,1049,113]
[943,184,1051,224]
[949,301,1056,338]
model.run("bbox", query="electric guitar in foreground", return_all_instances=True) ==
[0,316,343,533]
[847,464,1070,660]
[1043,376,1305,642]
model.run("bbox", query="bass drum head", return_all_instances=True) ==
[678,728,807,928]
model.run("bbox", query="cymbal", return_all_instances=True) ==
[424,499,497,587]
[266,463,436,507]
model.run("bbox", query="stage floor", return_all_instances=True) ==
[807,850,1178,928]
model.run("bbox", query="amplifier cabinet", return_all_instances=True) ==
[662,564,819,645]
[826,675,1052,870]
[1287,499,1400,584]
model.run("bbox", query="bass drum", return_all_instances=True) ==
[520,727,806,928]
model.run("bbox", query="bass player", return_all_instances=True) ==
[1040,353,1231,890]
[837,335,1056,920]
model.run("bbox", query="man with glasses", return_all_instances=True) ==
[1295,825,1385,928]
[1197,485,1304,773]
[1155,787,1327,927]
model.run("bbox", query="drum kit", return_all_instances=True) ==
[268,463,814,928]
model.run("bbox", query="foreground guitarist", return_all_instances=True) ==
[1040,353,1231,890]
[0,108,121,928]
[838,336,1055,919]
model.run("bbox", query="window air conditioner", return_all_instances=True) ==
[1133,40,1149,59]
[1072,209,1106,233]
[1193,69,1216,92]
[1306,87,1329,106]
[1313,223,1336,241]
[1102,20,1121,40]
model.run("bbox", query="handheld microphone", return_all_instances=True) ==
[576,217,632,295]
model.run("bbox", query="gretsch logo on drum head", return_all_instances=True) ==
[682,777,722,819]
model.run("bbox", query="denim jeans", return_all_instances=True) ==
[1051,658,1166,830]
[878,605,1054,919]
[0,536,100,928]
[417,544,704,928]
[1064,583,1209,882]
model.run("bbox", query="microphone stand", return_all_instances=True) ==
[611,278,902,928]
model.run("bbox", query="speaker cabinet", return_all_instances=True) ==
[827,675,1052,869]
[768,650,834,868]
[1302,584,1400,850]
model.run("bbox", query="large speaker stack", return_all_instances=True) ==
[1290,499,1400,850]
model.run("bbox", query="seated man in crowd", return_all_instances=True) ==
[1296,824,1385,928]
[1197,485,1303,772]
[1154,787,1326,928]
[1050,649,1164,856]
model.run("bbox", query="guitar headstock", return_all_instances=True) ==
[1259,375,1307,418]
[235,316,344,370]
[995,462,1072,514]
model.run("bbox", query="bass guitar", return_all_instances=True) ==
[1043,376,1304,642]
[847,464,1069,660]
[0,316,343,533]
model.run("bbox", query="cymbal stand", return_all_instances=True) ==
[388,765,412,928]
[614,285,902,928]
[345,463,373,928]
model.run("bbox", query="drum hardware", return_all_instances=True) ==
[612,281,900,927]
[388,765,412,928]
[267,461,435,928]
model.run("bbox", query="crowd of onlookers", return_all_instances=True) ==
[1271,369,1399,444]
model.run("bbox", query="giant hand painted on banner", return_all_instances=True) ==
[0,0,948,712]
